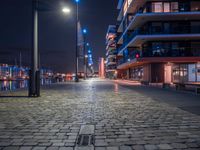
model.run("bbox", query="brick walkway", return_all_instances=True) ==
[0,79,200,150]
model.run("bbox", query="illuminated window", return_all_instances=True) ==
[152,2,163,13]
[171,2,178,12]
[164,2,170,12]
[191,1,200,11]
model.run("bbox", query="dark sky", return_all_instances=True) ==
[0,0,118,73]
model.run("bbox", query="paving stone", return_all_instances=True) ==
[75,146,94,150]
[3,146,20,150]
[59,147,73,150]
[157,144,173,150]
[95,140,108,146]
[144,145,158,150]
[106,147,119,150]
[171,143,188,149]
[19,147,33,150]
[132,145,144,150]
[95,147,106,150]
[120,146,132,150]
[46,147,59,150]
[32,147,47,150]
[79,125,94,135]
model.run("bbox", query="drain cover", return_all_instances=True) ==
[77,135,94,146]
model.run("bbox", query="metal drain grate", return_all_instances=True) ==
[77,135,94,146]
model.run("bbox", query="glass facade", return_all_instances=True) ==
[130,67,143,81]
[173,64,188,83]
[142,41,200,57]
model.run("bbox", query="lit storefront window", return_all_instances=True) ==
[130,67,143,81]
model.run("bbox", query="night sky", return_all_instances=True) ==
[0,0,118,73]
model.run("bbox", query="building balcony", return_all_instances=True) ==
[106,61,117,66]
[117,0,145,22]
[118,11,200,44]
[106,48,117,56]
[107,55,116,59]
[106,63,117,72]
[118,27,200,54]
[106,40,116,50]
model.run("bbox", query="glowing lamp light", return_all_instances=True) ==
[75,0,80,3]
[83,29,87,34]
[62,7,71,14]
[86,43,89,46]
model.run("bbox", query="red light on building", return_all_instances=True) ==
[136,54,140,59]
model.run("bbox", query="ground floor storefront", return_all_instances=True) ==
[118,62,200,84]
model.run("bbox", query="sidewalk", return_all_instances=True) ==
[0,80,200,150]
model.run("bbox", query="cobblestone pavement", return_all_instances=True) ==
[0,79,200,150]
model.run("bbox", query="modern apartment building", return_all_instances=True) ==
[105,25,117,79]
[116,0,200,84]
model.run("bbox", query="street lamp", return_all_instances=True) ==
[83,28,87,80]
[75,0,79,82]
[29,0,40,97]
[62,7,71,14]
[83,29,87,34]
[62,0,79,82]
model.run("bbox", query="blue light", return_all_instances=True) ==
[86,43,89,46]
[75,0,80,3]
[83,29,87,34]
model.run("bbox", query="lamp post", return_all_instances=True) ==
[62,1,79,82]
[83,29,87,80]
[75,0,79,82]
[29,0,40,97]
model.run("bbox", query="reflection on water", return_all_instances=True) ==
[0,79,54,91]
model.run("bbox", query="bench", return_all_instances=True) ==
[174,82,200,94]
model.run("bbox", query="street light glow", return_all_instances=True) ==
[83,29,87,34]
[62,7,71,14]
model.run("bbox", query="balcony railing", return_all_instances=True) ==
[143,47,200,57]
[118,25,200,53]
[117,46,200,66]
